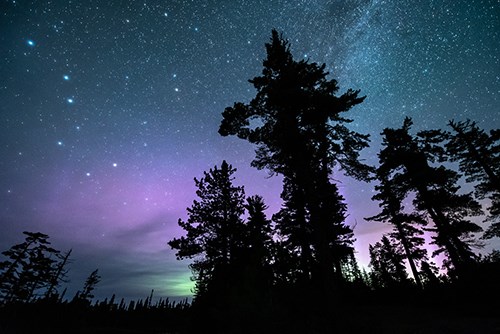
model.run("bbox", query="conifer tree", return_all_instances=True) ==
[168,161,246,299]
[341,251,363,283]
[0,231,62,303]
[446,119,500,238]
[367,171,427,289]
[272,176,313,283]
[234,195,274,307]
[369,235,409,289]
[419,261,441,288]
[219,29,370,293]
[44,249,72,299]
[378,118,483,276]
[77,269,101,303]
[244,195,273,267]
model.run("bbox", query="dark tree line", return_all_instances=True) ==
[169,31,500,331]
[0,231,103,306]
[367,117,500,288]
[0,232,191,333]
[0,231,70,304]
[171,30,374,309]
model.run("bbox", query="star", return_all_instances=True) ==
[27,39,35,46]
[113,163,118,167]
[63,75,70,80]
[67,98,74,104]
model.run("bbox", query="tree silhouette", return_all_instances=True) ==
[219,29,370,294]
[229,195,274,312]
[76,268,101,304]
[272,176,313,284]
[341,251,364,284]
[378,118,483,277]
[367,171,428,289]
[446,119,500,238]
[44,249,72,300]
[0,231,64,303]
[369,235,409,289]
[418,261,441,289]
[168,161,246,300]
[244,195,274,270]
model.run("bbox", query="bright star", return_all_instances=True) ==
[86,172,91,177]
[57,141,63,146]
[67,98,74,104]
[27,40,35,46]
[63,75,70,80]
[113,163,118,167]
[174,88,179,92]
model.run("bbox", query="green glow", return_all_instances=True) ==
[139,272,194,298]
[167,273,195,296]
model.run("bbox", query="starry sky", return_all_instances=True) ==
[1,0,499,301]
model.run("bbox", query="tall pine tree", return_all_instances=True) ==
[446,119,500,238]
[378,118,483,277]
[367,171,427,289]
[219,29,370,294]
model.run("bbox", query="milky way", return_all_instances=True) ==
[1,0,498,300]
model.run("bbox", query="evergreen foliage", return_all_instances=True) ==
[369,235,409,289]
[0,231,68,303]
[76,269,101,303]
[377,117,483,276]
[168,160,247,299]
[446,119,500,238]
[368,165,429,289]
[219,29,371,293]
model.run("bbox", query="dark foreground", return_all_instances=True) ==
[1,290,499,334]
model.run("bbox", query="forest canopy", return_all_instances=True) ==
[170,31,500,312]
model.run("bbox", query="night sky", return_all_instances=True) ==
[1,0,499,301]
